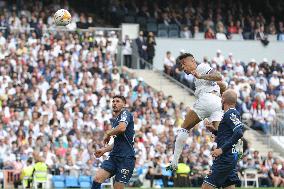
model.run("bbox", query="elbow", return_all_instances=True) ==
[236,129,244,138]
[118,125,127,133]
[216,74,223,81]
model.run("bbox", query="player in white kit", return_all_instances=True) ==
[167,53,226,171]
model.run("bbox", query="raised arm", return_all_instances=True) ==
[192,69,222,81]
[103,122,127,144]
[216,81,227,95]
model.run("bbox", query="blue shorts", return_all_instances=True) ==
[101,156,135,184]
[203,157,240,188]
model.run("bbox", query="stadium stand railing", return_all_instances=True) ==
[271,114,284,136]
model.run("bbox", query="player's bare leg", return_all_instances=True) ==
[201,182,215,189]
[167,109,200,170]
[92,168,112,189]
[114,182,125,189]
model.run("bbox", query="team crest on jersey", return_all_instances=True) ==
[120,111,127,122]
[121,169,129,179]
[230,113,242,126]
[121,169,129,175]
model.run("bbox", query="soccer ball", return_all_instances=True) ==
[53,9,72,26]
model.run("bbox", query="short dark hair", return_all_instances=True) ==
[176,53,194,68]
[113,95,126,103]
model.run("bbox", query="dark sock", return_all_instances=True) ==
[91,181,102,189]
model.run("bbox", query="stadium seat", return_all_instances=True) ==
[52,175,65,189]
[65,176,79,188]
[79,175,92,188]
[128,10,136,16]
[169,30,179,38]
[231,34,243,40]
[79,175,91,182]
[154,179,164,188]
[169,24,179,31]
[243,169,259,188]
[268,34,277,41]
[157,30,168,37]
[53,181,65,188]
[124,16,135,23]
[162,167,174,187]
[278,34,284,41]
[147,23,157,33]
[194,32,205,39]
[136,17,147,25]
[158,24,168,31]
[147,17,157,23]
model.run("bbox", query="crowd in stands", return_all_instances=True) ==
[0,23,282,187]
[164,49,284,136]
[106,0,284,40]
[0,0,95,33]
[2,0,284,41]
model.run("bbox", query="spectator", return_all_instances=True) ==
[122,35,132,68]
[216,21,227,40]
[180,26,192,38]
[135,31,148,69]
[14,157,34,188]
[145,156,169,187]
[146,32,156,66]
[269,162,284,187]
[204,27,215,39]
[277,22,284,41]
[163,51,175,75]
[227,21,238,34]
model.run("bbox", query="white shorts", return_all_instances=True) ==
[192,93,223,122]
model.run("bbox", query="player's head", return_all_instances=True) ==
[176,53,197,74]
[221,89,237,109]
[112,95,126,113]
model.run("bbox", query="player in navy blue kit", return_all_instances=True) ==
[91,95,135,189]
[202,89,244,189]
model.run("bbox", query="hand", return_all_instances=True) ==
[103,132,111,144]
[204,119,216,132]
[94,148,105,158]
[211,148,223,158]
[191,70,202,79]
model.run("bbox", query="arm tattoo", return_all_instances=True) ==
[200,72,222,81]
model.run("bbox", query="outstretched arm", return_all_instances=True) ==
[216,81,227,95]
[192,69,222,81]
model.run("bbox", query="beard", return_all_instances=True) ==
[222,104,224,110]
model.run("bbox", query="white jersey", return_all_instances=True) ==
[194,63,220,97]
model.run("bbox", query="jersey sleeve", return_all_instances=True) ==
[220,110,244,153]
[119,110,131,126]
[227,111,244,132]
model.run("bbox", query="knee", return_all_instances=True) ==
[176,129,189,141]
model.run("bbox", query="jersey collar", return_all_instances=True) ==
[225,107,236,113]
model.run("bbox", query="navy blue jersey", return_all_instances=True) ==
[216,108,244,160]
[109,109,135,157]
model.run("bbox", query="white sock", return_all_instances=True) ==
[172,128,189,166]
